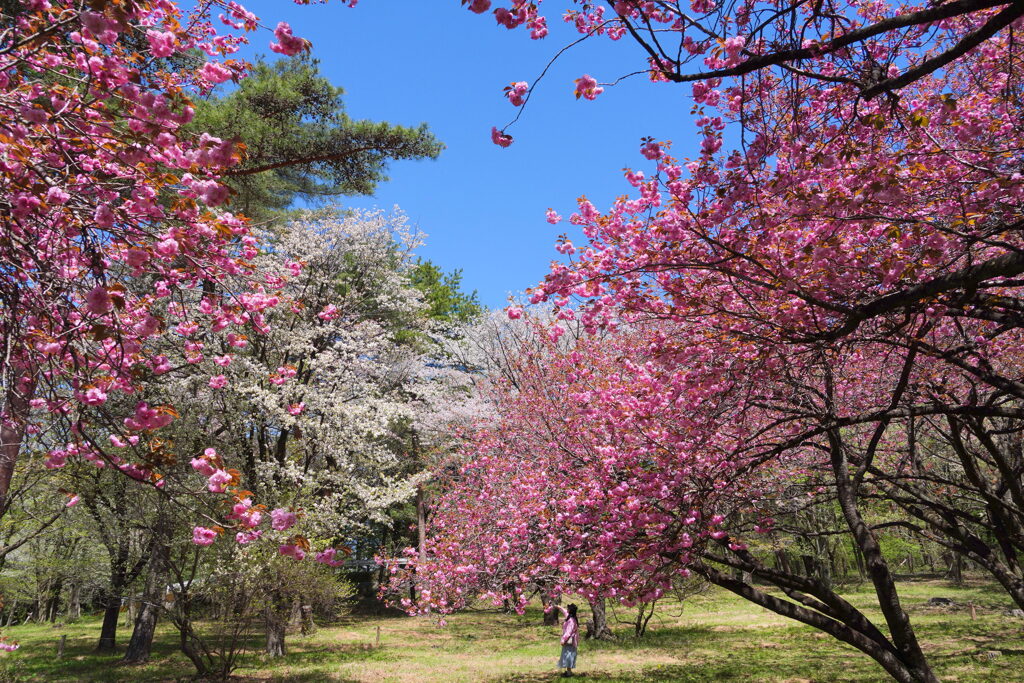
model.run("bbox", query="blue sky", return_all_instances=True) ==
[238,1,698,308]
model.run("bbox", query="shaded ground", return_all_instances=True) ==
[0,579,1021,681]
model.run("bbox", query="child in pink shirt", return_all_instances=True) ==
[557,603,579,677]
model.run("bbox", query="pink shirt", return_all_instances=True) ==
[560,616,578,647]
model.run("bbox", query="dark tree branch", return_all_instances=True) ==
[628,0,1014,86]
[862,1,1024,98]
[220,146,377,178]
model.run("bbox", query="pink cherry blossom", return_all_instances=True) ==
[192,526,218,546]
[505,81,528,106]
[279,543,306,560]
[85,286,112,315]
[199,61,234,84]
[316,547,345,566]
[146,29,176,57]
[270,507,297,531]
[79,386,108,406]
[317,304,339,320]
[269,22,309,56]
[236,529,262,544]
[207,469,232,493]
[154,237,179,258]
[573,74,603,100]
[490,127,513,148]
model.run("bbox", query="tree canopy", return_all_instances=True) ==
[192,56,442,220]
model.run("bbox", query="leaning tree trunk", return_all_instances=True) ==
[587,597,614,640]
[123,550,167,664]
[827,430,937,683]
[123,596,160,664]
[123,502,172,664]
[173,602,212,679]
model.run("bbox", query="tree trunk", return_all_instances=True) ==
[96,596,121,653]
[125,598,137,627]
[300,605,315,635]
[635,601,657,637]
[123,597,160,664]
[500,582,516,614]
[417,484,427,563]
[587,597,614,640]
[0,376,35,518]
[775,549,792,574]
[287,597,302,633]
[46,580,61,623]
[541,593,561,626]
[67,585,81,622]
[123,558,166,665]
[827,428,937,683]
[852,540,867,581]
[696,562,936,683]
[174,609,211,678]
[952,554,964,586]
[123,503,171,665]
[265,606,287,657]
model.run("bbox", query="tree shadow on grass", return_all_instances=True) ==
[582,626,716,653]
[495,672,626,682]
[267,642,392,665]
[496,662,832,683]
[229,675,362,683]
[495,665,759,683]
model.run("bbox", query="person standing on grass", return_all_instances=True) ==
[557,603,579,677]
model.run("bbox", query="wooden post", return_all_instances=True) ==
[375,625,380,648]
[57,634,66,659]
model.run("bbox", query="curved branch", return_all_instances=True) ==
[639,0,1013,86]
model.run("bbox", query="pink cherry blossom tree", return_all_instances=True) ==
[406,3,1024,681]
[0,0,317,516]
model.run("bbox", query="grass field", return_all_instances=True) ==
[0,579,1021,682]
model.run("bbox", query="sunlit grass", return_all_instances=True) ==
[0,579,1020,681]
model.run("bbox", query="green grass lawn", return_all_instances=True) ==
[0,579,1021,682]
